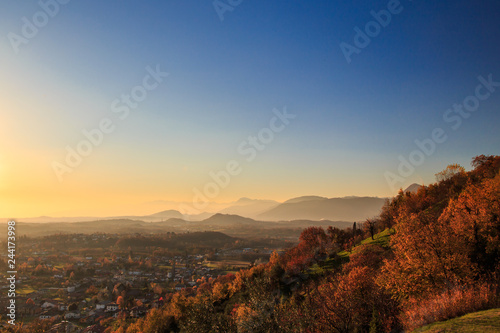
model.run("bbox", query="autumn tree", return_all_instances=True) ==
[116,296,125,309]
[435,164,465,182]
[86,285,98,295]
[231,276,280,333]
[378,195,404,232]
[363,218,378,240]
[380,208,475,301]
[439,171,500,275]
[299,226,328,254]
[471,154,500,180]
[312,266,398,333]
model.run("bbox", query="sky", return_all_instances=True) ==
[1,0,500,217]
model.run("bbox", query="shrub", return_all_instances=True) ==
[401,283,499,331]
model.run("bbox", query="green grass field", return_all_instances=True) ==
[359,227,393,247]
[413,308,500,333]
[337,228,393,258]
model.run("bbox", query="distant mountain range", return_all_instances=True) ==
[256,196,386,221]
[3,214,354,238]
[2,194,396,224]
[217,198,280,218]
[139,195,389,222]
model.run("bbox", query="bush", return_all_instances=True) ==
[401,283,499,331]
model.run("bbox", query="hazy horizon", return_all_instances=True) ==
[3,193,392,219]
[2,1,499,218]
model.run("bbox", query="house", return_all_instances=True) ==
[95,301,109,310]
[39,309,60,320]
[65,311,81,319]
[105,302,119,312]
[41,301,57,309]
[67,286,76,293]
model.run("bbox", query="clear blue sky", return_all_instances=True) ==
[1,0,500,216]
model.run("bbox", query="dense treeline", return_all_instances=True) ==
[12,231,290,257]
[7,155,500,332]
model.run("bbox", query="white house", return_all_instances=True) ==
[41,301,57,309]
[106,302,119,312]
[96,301,109,310]
[65,311,81,319]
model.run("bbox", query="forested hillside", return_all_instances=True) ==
[9,155,500,333]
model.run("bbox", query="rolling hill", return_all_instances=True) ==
[2,213,354,239]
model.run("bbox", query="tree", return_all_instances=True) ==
[312,267,377,333]
[142,308,177,333]
[231,276,280,333]
[471,155,500,179]
[380,208,475,301]
[435,164,465,182]
[342,244,387,273]
[299,226,327,252]
[363,219,378,240]
[117,296,125,309]
[439,172,500,274]
[86,285,98,295]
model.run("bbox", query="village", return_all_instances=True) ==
[0,232,277,331]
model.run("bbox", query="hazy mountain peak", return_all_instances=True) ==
[258,196,386,222]
[284,196,328,204]
[235,197,278,204]
[236,197,253,203]
[148,210,183,218]
[404,183,423,194]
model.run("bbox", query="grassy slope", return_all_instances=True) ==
[308,228,393,274]
[413,308,500,332]
[337,227,393,258]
